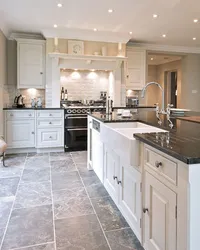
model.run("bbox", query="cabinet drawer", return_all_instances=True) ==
[37,128,63,148]
[6,110,35,120]
[37,110,63,118]
[144,147,177,185]
[37,119,63,128]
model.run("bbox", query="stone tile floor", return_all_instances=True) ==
[0,151,144,250]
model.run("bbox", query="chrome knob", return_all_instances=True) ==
[49,114,52,116]
[155,161,162,168]
[10,114,13,116]
[31,132,35,134]
[29,114,32,116]
[143,208,149,213]
[49,136,52,139]
[113,176,117,180]
[117,180,122,185]
[49,122,52,124]
[40,72,43,75]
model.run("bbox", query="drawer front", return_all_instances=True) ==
[37,128,63,148]
[37,110,64,118]
[144,147,177,185]
[37,119,63,128]
[6,110,35,120]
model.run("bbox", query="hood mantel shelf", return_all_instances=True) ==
[48,52,127,70]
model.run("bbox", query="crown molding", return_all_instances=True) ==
[8,32,45,41]
[127,42,200,54]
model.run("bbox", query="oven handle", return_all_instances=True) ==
[66,128,88,131]
[65,115,87,119]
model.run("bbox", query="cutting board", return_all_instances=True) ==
[178,116,200,123]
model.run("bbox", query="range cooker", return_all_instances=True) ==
[63,105,105,151]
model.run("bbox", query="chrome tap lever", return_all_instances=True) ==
[166,104,174,129]
[155,103,162,125]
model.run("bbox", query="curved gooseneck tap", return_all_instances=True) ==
[141,82,165,113]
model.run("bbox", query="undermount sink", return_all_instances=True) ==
[101,122,167,166]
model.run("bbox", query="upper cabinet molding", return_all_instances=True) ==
[9,32,45,41]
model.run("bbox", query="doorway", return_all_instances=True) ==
[164,71,177,108]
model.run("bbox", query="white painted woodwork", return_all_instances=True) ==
[87,116,93,170]
[37,128,63,148]
[92,128,104,182]
[6,110,35,120]
[104,146,120,203]
[119,163,142,241]
[144,172,177,250]
[37,119,63,128]
[126,47,146,90]
[144,147,177,186]
[17,39,46,89]
[6,119,35,148]
[37,110,63,118]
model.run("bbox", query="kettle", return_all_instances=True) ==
[14,95,25,108]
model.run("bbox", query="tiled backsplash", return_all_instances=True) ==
[3,85,45,107]
[60,70,109,100]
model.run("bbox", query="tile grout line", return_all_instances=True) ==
[104,226,131,233]
[9,241,55,250]
[70,153,112,250]
[0,153,28,250]
[49,153,57,250]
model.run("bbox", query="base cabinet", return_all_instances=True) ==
[104,146,120,203]
[119,163,141,241]
[144,172,177,250]
[6,119,35,148]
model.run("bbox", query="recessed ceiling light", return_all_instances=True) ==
[193,37,197,40]
[153,14,158,18]
[108,9,113,13]
[151,57,154,61]
[94,28,97,31]
[57,3,62,7]
[129,31,132,35]
[74,69,78,71]
[54,24,58,28]
[162,34,166,38]
[194,19,198,23]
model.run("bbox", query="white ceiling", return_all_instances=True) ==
[148,54,182,65]
[1,0,200,46]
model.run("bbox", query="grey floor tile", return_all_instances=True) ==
[82,175,101,187]
[53,187,87,201]
[2,155,26,169]
[25,156,50,168]
[91,196,129,231]
[0,227,5,246]
[106,228,144,250]
[21,167,50,183]
[50,158,76,173]
[78,167,97,179]
[54,196,94,220]
[13,242,55,250]
[71,152,87,164]
[55,214,110,250]
[14,181,52,209]
[2,205,54,250]
[86,183,109,198]
[0,164,24,178]
[0,177,20,197]
[0,197,14,228]
[52,171,83,191]
[27,153,49,158]
[50,152,71,161]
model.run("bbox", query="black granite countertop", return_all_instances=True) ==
[3,107,64,110]
[89,111,200,164]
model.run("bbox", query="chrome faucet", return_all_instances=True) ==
[141,82,174,128]
[141,82,165,113]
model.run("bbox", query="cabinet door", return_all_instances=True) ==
[18,42,45,89]
[126,49,146,90]
[92,130,103,182]
[144,172,177,250]
[6,120,35,148]
[119,164,141,241]
[104,147,120,203]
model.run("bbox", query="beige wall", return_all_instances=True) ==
[181,54,200,111]
[146,60,182,108]
[0,30,7,136]
[46,38,126,56]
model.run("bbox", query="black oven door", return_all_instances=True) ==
[65,128,87,151]
[65,114,87,128]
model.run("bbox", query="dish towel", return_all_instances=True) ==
[0,136,7,167]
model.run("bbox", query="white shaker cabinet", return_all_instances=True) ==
[126,47,146,90]
[104,146,120,203]
[119,163,142,241]
[143,171,177,250]
[17,39,46,89]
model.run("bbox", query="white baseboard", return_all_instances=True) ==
[5,147,64,154]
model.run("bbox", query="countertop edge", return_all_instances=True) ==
[3,108,64,110]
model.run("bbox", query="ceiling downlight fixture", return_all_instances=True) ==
[194,19,198,23]
[129,31,132,35]
[193,37,197,40]
[162,34,166,38]
[94,28,97,32]
[153,14,158,18]
[108,9,113,13]
[57,3,62,7]
[54,24,58,28]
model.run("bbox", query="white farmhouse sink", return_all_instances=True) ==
[101,122,166,166]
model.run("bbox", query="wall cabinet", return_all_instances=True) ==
[144,171,177,250]
[126,47,146,90]
[17,39,46,89]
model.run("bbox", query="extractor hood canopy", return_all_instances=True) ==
[48,53,127,71]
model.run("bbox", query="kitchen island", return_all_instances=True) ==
[88,111,200,250]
